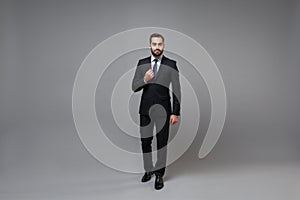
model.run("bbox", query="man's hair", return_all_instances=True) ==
[149,33,165,44]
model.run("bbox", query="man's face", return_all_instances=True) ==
[150,37,164,57]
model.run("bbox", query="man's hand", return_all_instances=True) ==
[144,69,154,82]
[169,115,179,125]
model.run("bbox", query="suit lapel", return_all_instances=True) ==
[155,55,166,79]
[146,56,151,70]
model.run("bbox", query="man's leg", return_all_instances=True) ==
[140,114,154,173]
[154,114,170,177]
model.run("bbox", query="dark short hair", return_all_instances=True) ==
[149,33,165,44]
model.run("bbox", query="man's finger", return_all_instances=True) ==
[170,118,175,125]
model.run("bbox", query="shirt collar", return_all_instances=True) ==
[151,55,163,62]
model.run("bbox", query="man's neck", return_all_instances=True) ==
[151,54,163,60]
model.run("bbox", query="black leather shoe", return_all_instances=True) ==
[154,175,164,190]
[141,172,154,182]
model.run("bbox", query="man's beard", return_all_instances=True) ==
[151,48,163,57]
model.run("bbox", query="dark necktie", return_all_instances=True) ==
[153,59,159,77]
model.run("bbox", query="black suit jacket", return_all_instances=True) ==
[132,55,181,116]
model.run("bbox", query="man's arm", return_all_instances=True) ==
[169,61,181,125]
[171,61,181,116]
[132,61,146,92]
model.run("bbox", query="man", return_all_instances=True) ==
[132,33,181,190]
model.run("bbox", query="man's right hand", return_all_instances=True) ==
[144,69,154,83]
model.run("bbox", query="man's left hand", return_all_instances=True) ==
[169,115,179,125]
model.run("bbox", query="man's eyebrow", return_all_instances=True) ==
[152,42,163,45]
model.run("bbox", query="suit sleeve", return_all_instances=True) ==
[171,62,181,116]
[132,60,147,92]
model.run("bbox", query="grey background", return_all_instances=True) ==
[1,0,299,199]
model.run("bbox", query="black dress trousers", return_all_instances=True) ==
[140,111,170,176]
